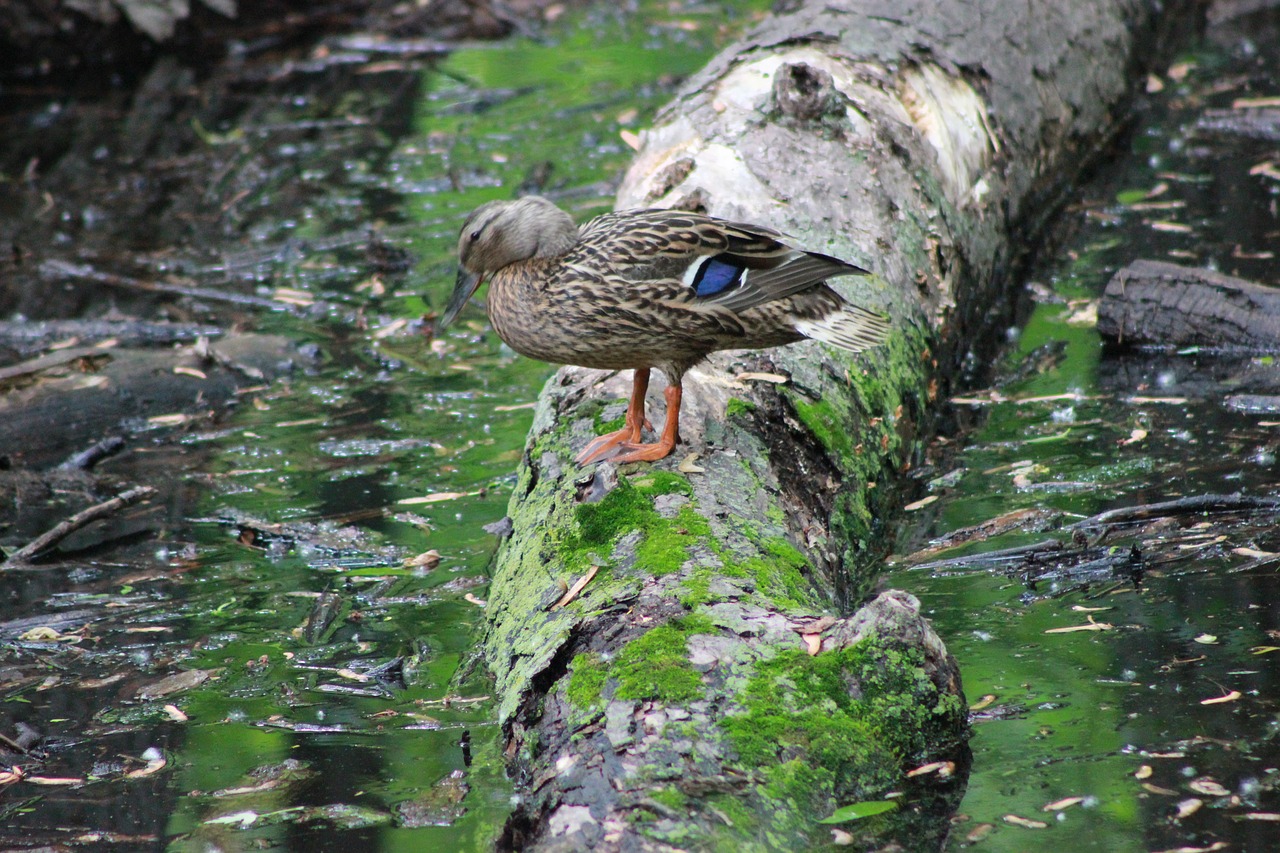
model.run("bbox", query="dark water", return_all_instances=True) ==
[2,1,1279,850]
[897,11,1280,850]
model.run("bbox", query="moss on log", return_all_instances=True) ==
[476,0,1201,849]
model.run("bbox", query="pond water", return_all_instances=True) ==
[2,1,1278,851]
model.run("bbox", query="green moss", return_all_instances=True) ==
[721,637,960,803]
[613,615,714,703]
[789,396,857,462]
[725,397,756,418]
[572,473,704,576]
[649,786,687,811]
[565,653,608,709]
[678,570,713,608]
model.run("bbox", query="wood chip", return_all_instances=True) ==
[164,704,188,722]
[464,593,487,607]
[1135,765,1153,779]
[903,496,938,511]
[802,632,823,656]
[173,366,207,379]
[1244,812,1280,821]
[494,402,538,411]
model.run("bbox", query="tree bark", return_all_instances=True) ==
[478,1,1200,850]
[1098,259,1280,350]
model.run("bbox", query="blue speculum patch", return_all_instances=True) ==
[692,256,744,297]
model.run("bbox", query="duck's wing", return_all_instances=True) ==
[576,210,868,313]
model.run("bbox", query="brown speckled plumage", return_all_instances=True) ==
[441,196,889,464]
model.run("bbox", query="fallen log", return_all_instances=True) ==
[474,0,1201,849]
[1097,259,1280,351]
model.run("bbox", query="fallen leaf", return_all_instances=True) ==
[173,366,207,379]
[164,704,188,722]
[1189,779,1230,797]
[26,775,84,786]
[400,492,470,505]
[464,593,487,607]
[403,550,442,569]
[904,496,939,511]
[1002,814,1048,829]
[1148,220,1193,233]
[818,800,898,823]
[802,633,823,656]
[677,453,705,474]
[1233,96,1280,108]
[1045,616,1113,634]
[1142,782,1180,796]
[494,402,537,412]
[969,694,996,711]
[1174,798,1203,820]
[736,371,789,384]
[1135,765,1153,779]
[966,824,994,843]
[907,761,954,779]
[620,129,641,150]
[125,756,168,779]
[554,565,600,608]
[1043,796,1085,811]
[1193,634,1218,645]
[138,669,214,700]
[1120,428,1148,445]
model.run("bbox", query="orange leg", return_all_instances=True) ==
[610,382,682,464]
[576,368,651,464]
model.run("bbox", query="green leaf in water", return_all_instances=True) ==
[818,799,899,823]
[1115,188,1149,205]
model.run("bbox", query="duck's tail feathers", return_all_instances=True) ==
[795,306,891,353]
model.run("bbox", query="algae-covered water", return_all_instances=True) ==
[4,1,1279,850]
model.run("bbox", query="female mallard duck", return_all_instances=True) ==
[440,196,889,465]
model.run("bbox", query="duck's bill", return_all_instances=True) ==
[439,268,483,330]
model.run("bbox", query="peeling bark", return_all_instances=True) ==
[478,0,1201,850]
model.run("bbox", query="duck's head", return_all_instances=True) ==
[440,196,578,329]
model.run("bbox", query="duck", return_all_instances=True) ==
[440,195,889,465]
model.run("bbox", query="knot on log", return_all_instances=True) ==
[772,61,841,123]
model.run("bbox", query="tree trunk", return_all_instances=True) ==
[478,1,1200,849]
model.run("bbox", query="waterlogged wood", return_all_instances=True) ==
[0,333,298,468]
[481,0,1200,850]
[1098,260,1280,350]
